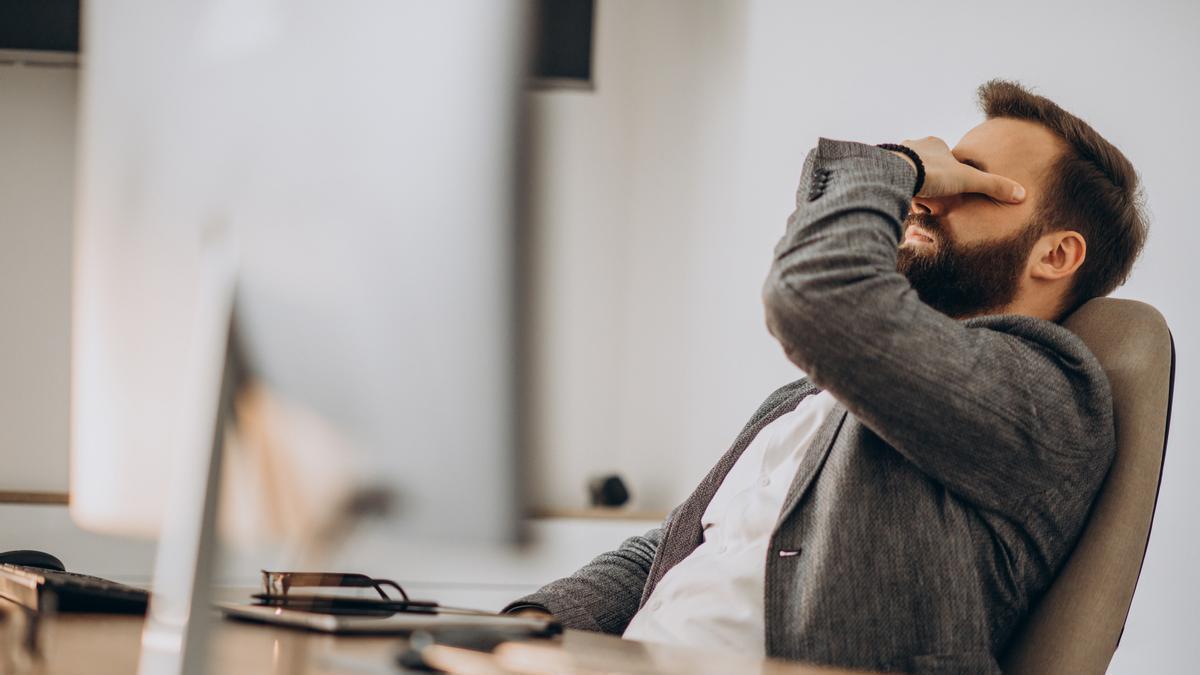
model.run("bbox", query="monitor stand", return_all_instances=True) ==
[137,237,240,675]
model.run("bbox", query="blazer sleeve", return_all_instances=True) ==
[762,138,1114,516]
[501,516,669,634]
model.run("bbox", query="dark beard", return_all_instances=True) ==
[896,213,1041,319]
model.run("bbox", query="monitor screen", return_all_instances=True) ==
[71,1,529,549]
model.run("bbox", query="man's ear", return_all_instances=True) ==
[1029,230,1086,281]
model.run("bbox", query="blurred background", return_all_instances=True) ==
[0,0,1195,672]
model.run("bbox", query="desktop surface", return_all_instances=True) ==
[10,596,871,675]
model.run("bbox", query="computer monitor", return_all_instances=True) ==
[71,2,529,669]
[72,0,528,543]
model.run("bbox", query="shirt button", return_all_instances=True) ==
[758,476,771,487]
[717,544,728,554]
[650,599,663,611]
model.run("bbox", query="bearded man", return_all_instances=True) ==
[504,80,1148,674]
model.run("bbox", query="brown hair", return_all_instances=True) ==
[977,79,1148,317]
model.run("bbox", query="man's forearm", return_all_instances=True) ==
[501,522,667,633]
[762,138,915,372]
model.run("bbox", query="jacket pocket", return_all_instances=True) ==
[908,651,1001,675]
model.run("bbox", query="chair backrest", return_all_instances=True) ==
[1002,297,1176,674]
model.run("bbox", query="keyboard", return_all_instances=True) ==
[0,564,149,614]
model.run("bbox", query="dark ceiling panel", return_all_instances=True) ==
[0,0,81,53]
[533,0,593,83]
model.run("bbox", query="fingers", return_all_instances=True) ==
[969,167,1026,203]
[905,136,949,152]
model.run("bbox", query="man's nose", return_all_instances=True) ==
[911,194,958,217]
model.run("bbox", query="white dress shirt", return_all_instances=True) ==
[622,390,838,655]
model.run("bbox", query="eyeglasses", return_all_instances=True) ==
[255,570,433,616]
[261,570,409,602]
[254,570,495,617]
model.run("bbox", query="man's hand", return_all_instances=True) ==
[892,136,1026,203]
[507,607,554,620]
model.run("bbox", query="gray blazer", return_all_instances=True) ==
[508,139,1116,674]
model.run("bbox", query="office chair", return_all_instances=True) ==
[1002,298,1176,674]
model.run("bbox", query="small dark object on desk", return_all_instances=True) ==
[0,550,66,572]
[588,474,630,507]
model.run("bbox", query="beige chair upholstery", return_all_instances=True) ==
[1002,298,1176,674]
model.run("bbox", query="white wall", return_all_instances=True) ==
[0,58,152,587]
[0,61,75,493]
[528,0,773,512]
[531,0,1198,671]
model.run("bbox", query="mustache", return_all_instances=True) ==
[904,213,944,238]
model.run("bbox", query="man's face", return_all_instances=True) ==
[896,118,1065,318]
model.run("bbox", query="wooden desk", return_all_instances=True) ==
[6,600,868,675]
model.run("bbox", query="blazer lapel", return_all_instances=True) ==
[640,379,819,606]
[774,404,848,527]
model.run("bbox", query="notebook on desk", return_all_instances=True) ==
[216,602,561,636]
